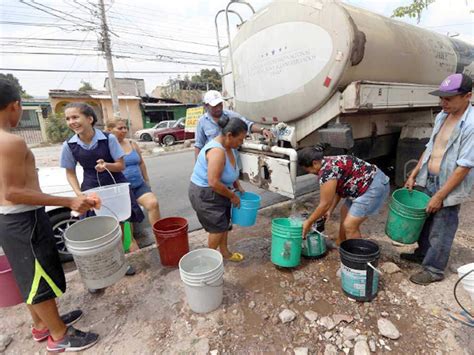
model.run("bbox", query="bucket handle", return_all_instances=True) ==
[367,262,383,275]
[96,167,117,187]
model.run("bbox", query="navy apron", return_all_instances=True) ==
[67,132,145,223]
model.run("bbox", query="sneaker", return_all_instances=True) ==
[409,270,444,285]
[125,265,136,276]
[400,253,424,264]
[47,326,99,353]
[32,310,83,342]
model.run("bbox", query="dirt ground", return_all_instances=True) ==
[0,191,473,354]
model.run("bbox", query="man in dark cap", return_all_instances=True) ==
[402,73,473,285]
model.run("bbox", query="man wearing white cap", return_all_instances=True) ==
[402,73,473,286]
[194,90,273,158]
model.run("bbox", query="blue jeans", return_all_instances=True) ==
[415,175,460,276]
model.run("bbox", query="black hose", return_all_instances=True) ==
[454,268,474,319]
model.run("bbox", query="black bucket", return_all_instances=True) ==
[339,239,380,302]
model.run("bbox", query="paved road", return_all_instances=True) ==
[144,150,318,232]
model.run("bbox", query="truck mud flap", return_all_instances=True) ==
[239,151,296,198]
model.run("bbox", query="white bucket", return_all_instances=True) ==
[458,263,474,301]
[64,216,127,289]
[84,183,131,222]
[179,249,224,313]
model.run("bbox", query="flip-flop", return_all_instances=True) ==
[448,310,474,327]
[226,252,244,262]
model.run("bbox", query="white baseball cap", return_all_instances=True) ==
[203,90,224,107]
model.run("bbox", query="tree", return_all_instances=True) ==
[0,73,33,99]
[392,0,473,22]
[78,80,94,92]
[191,69,222,91]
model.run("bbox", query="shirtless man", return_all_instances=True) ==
[403,73,473,285]
[0,79,99,352]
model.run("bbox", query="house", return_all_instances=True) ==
[151,80,207,104]
[49,90,144,135]
[141,96,197,128]
[13,99,51,145]
[104,78,146,97]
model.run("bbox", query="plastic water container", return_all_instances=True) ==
[84,183,131,222]
[64,216,127,289]
[0,255,24,308]
[271,218,302,268]
[458,263,474,302]
[339,239,380,302]
[232,192,261,227]
[179,249,224,313]
[153,217,190,267]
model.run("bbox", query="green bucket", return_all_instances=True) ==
[392,189,430,212]
[302,231,327,258]
[385,205,427,244]
[271,218,302,268]
[389,200,427,218]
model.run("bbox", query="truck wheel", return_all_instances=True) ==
[395,125,432,187]
[49,210,78,263]
[162,135,176,146]
[141,133,152,141]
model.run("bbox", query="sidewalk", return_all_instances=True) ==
[31,141,193,168]
[0,192,472,354]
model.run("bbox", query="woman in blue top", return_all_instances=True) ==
[60,103,144,271]
[189,117,247,262]
[106,119,161,225]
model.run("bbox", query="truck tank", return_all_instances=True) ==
[224,0,474,124]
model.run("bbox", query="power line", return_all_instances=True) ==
[0,68,201,74]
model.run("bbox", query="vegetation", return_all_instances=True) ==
[45,112,71,143]
[0,73,33,99]
[78,80,94,92]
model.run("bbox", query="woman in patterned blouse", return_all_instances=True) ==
[298,146,390,245]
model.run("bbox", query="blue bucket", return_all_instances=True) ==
[232,192,261,227]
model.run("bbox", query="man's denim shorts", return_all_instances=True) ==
[344,169,390,218]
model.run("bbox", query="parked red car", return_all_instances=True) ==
[153,117,194,146]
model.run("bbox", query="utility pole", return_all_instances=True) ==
[98,0,121,118]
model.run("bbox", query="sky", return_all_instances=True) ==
[1,0,473,97]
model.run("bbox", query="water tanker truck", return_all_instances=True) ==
[215,0,474,197]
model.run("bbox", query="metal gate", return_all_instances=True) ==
[12,109,45,145]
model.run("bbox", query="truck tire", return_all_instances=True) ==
[395,125,432,187]
[141,133,152,141]
[49,210,78,263]
[162,135,176,146]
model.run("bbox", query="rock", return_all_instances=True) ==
[0,335,12,352]
[343,340,354,348]
[354,340,371,355]
[294,271,305,280]
[232,309,238,315]
[304,310,318,323]
[343,348,350,354]
[280,281,287,288]
[304,291,313,302]
[356,335,367,342]
[279,309,297,324]
[285,295,294,304]
[377,319,400,340]
[324,344,338,355]
[368,339,377,352]
[193,338,209,353]
[342,327,358,341]
[294,347,309,355]
[183,140,191,148]
[380,262,401,274]
[219,329,227,336]
[210,350,219,355]
[319,316,336,330]
[381,311,389,317]
[333,314,354,325]
[271,316,279,325]
[324,331,332,340]
[248,301,256,309]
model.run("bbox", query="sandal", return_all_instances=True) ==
[226,252,244,262]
